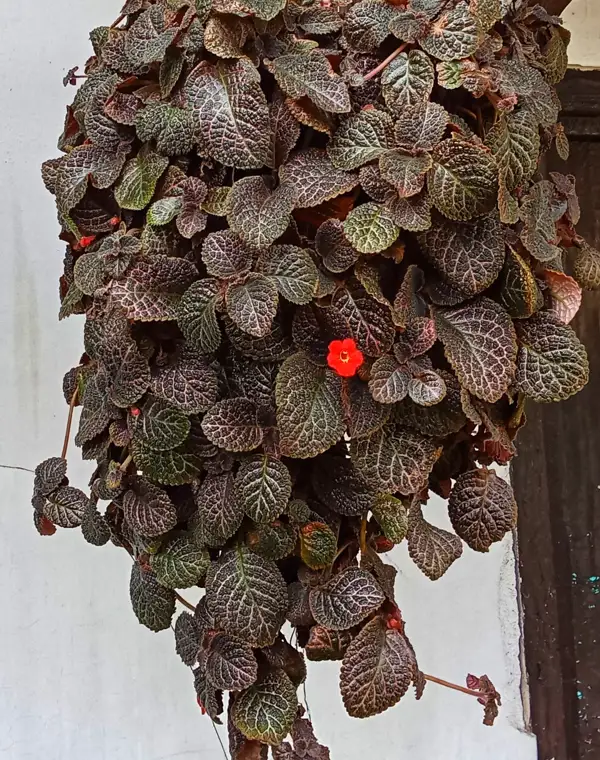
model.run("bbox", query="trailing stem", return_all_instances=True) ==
[61,388,79,460]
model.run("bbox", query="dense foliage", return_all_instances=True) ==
[34,0,599,755]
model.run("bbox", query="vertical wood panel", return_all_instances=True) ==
[513,69,600,760]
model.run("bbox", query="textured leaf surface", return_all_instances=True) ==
[485,111,540,192]
[131,437,202,485]
[276,353,344,458]
[340,617,414,718]
[135,103,194,156]
[226,274,279,338]
[421,1,479,61]
[178,279,221,354]
[351,424,439,495]
[266,52,351,113]
[194,472,243,546]
[151,354,218,414]
[130,564,176,632]
[408,370,447,407]
[332,286,395,357]
[386,192,433,232]
[309,567,385,630]
[232,670,298,745]
[55,145,126,214]
[328,109,393,170]
[44,486,89,528]
[305,626,352,662]
[229,176,296,248]
[202,398,263,452]
[235,455,292,524]
[381,51,435,112]
[345,377,391,439]
[519,181,561,262]
[206,633,258,691]
[267,93,301,170]
[206,546,288,646]
[34,457,67,497]
[300,522,338,570]
[368,356,410,404]
[114,150,169,211]
[544,270,582,325]
[174,611,201,666]
[130,396,190,451]
[573,242,600,290]
[261,245,318,305]
[428,140,498,221]
[394,101,449,152]
[372,495,408,544]
[407,511,463,580]
[514,313,589,402]
[185,59,270,168]
[420,213,504,296]
[151,535,210,589]
[123,476,178,537]
[343,0,395,52]
[315,219,360,273]
[433,298,517,402]
[448,468,517,552]
[343,203,399,254]
[279,149,358,208]
[380,151,432,199]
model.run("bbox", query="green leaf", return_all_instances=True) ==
[114,148,170,211]
[276,353,344,458]
[246,520,297,561]
[428,140,498,221]
[328,109,393,171]
[228,176,296,249]
[123,476,178,537]
[471,0,501,31]
[407,509,462,580]
[299,6,343,34]
[34,457,67,497]
[315,219,360,273]
[484,111,540,192]
[130,564,176,632]
[81,503,111,546]
[573,242,600,290]
[55,145,126,214]
[147,196,182,226]
[185,59,270,168]
[309,567,385,630]
[124,5,178,66]
[174,611,201,666]
[379,151,432,198]
[151,535,210,588]
[381,50,434,113]
[193,472,244,546]
[300,522,337,570]
[419,212,504,296]
[343,202,399,254]
[514,312,589,402]
[340,617,414,718]
[203,185,232,217]
[372,494,408,544]
[343,0,396,52]
[239,0,286,20]
[131,437,202,485]
[44,486,89,528]
[279,148,358,208]
[159,47,184,97]
[232,670,298,745]
[394,101,449,152]
[129,396,190,451]
[235,455,292,524]
[267,92,301,170]
[260,245,318,305]
[265,52,351,113]
[519,180,561,263]
[112,255,197,322]
[151,354,218,414]
[178,279,222,354]
[421,1,479,61]
[206,546,288,646]
[498,247,541,319]
[135,103,194,156]
[331,285,395,356]
[305,625,352,661]
[448,468,516,552]
[432,297,517,402]
[351,424,439,494]
[226,274,279,338]
[206,633,259,691]
[202,398,263,452]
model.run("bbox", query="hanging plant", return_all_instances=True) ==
[34,0,598,755]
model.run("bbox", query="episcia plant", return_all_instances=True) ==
[33,0,600,755]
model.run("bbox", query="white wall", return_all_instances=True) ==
[564,0,600,68]
[0,3,540,759]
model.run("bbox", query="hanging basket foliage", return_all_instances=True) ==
[35,0,598,755]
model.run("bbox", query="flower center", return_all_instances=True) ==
[339,350,350,363]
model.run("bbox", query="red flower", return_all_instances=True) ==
[78,235,96,248]
[327,338,364,378]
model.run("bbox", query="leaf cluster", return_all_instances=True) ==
[35,0,596,755]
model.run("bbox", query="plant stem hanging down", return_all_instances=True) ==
[61,388,79,460]
[363,43,409,81]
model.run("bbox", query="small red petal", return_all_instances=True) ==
[341,337,357,351]
[328,339,344,353]
[79,235,96,248]
[109,216,120,226]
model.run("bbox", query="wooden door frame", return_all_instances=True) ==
[512,69,600,760]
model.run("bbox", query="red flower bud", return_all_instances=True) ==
[79,235,96,248]
[130,407,141,417]
[109,216,120,226]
